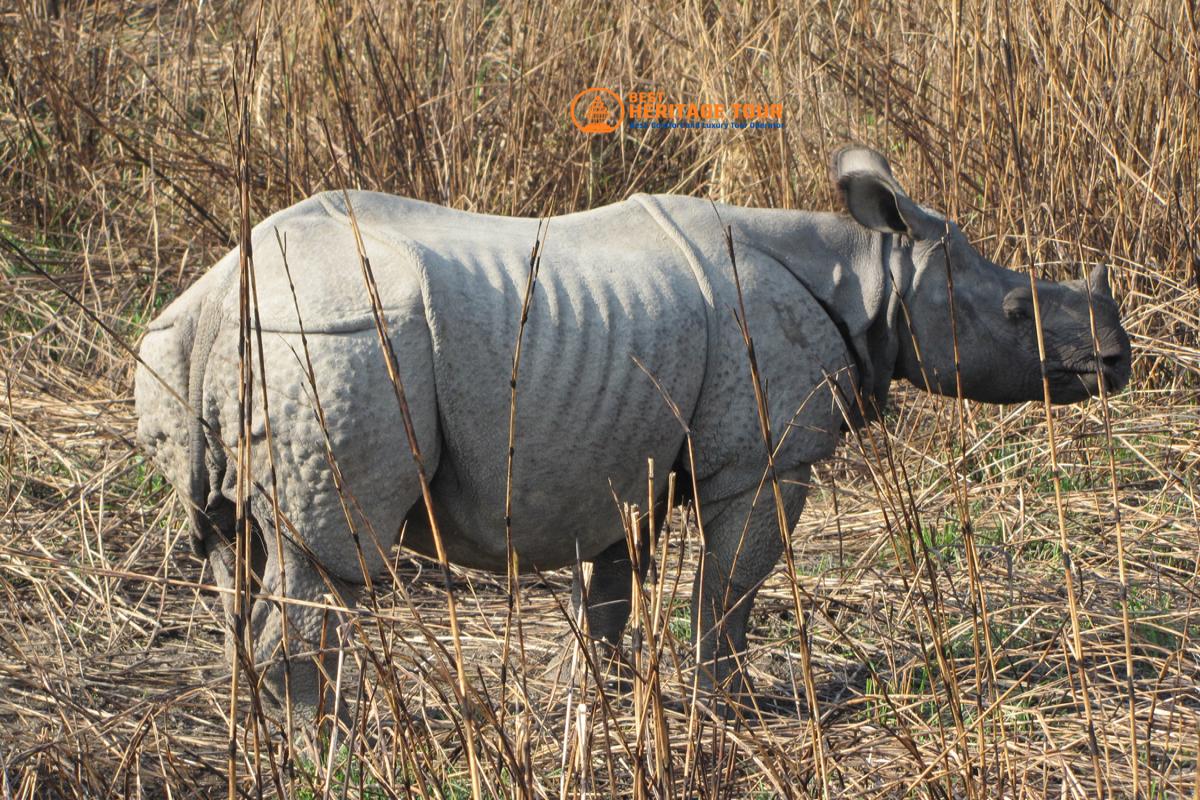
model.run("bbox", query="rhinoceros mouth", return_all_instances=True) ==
[1048,359,1129,398]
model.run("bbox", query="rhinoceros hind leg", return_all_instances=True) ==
[571,532,652,654]
[206,515,355,725]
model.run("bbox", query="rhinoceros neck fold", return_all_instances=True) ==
[720,205,898,415]
[722,207,886,336]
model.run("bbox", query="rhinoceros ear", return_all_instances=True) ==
[832,146,944,241]
[1088,264,1111,296]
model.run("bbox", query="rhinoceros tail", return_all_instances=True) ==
[135,251,239,559]
[183,290,228,558]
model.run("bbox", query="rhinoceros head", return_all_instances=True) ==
[832,146,1131,405]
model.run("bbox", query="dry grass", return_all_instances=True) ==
[1,0,1198,797]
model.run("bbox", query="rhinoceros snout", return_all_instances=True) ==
[1100,351,1131,394]
[1052,345,1130,402]
[1098,320,1133,392]
[1044,333,1130,402]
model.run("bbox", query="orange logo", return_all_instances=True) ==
[570,87,624,134]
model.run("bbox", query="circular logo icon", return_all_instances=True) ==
[570,87,624,134]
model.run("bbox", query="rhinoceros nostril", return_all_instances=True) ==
[1101,354,1124,370]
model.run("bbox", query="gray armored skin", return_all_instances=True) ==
[134,147,1131,715]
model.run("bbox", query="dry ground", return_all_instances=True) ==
[1,1,1198,797]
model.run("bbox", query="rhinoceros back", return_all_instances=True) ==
[312,191,711,568]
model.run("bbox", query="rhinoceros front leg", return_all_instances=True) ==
[691,464,811,702]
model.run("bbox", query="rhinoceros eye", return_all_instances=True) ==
[1003,287,1034,320]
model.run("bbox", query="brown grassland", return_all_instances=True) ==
[1,0,1198,797]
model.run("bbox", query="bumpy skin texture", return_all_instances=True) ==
[134,147,1131,714]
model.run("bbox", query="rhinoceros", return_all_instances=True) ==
[134,146,1130,714]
